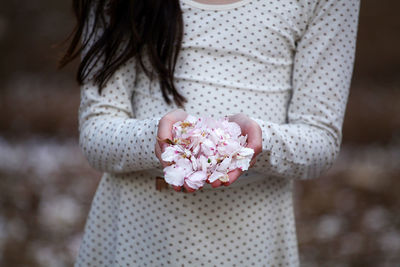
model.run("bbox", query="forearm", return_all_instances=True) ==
[247,0,359,180]
[79,116,162,173]
[250,117,339,180]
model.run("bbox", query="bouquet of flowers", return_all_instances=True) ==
[159,115,254,190]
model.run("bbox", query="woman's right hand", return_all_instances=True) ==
[155,109,197,193]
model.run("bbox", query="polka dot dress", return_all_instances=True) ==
[75,0,360,266]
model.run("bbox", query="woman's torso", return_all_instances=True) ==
[131,0,311,123]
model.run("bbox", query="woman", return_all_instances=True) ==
[61,0,360,265]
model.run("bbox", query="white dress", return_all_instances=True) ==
[75,0,360,266]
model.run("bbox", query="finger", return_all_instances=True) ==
[228,115,262,157]
[183,182,196,193]
[172,185,181,192]
[246,122,262,156]
[211,179,222,188]
[249,157,257,168]
[157,110,188,149]
[155,140,162,160]
[224,168,243,186]
[167,108,188,121]
[247,129,262,157]
[155,141,172,168]
[157,122,173,152]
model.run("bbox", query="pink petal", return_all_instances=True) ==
[185,171,207,190]
[163,165,185,186]
[208,171,225,183]
[216,157,231,172]
[224,121,242,138]
[201,138,216,156]
[238,147,254,158]
[198,155,209,172]
[161,146,183,162]
[186,115,198,124]
[176,158,194,175]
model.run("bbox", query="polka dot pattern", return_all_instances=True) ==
[76,0,360,266]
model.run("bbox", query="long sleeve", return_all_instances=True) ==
[78,7,162,174]
[249,0,360,180]
[78,68,162,174]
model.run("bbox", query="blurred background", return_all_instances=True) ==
[0,1,399,266]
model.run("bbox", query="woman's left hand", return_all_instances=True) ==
[210,113,263,188]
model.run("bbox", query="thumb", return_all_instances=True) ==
[156,136,169,152]
[249,157,257,168]
[161,142,169,152]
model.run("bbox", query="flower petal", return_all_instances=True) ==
[186,171,207,190]
[201,138,216,156]
[163,165,185,186]
[216,157,231,172]
[176,158,194,175]
[190,155,198,171]
[224,121,242,138]
[208,171,227,183]
[238,147,255,158]
[161,146,183,162]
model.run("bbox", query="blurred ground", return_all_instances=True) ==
[0,1,399,266]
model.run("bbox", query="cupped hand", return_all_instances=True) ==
[154,109,196,193]
[155,111,262,192]
[210,113,262,188]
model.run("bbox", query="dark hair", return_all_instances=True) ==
[60,0,187,108]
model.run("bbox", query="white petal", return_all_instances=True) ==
[216,157,231,172]
[162,146,183,162]
[231,147,254,171]
[192,141,201,155]
[217,140,241,155]
[201,138,216,156]
[176,158,194,176]
[212,156,219,166]
[231,157,251,171]
[225,121,242,138]
[190,155,198,171]
[198,155,209,172]
[238,147,254,157]
[202,117,218,129]
[186,115,198,124]
[185,171,207,189]
[163,165,185,186]
[208,171,225,183]
[209,130,221,144]
[238,135,247,146]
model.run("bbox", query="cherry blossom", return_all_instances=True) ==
[161,116,254,190]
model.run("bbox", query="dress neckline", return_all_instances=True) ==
[180,0,251,10]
